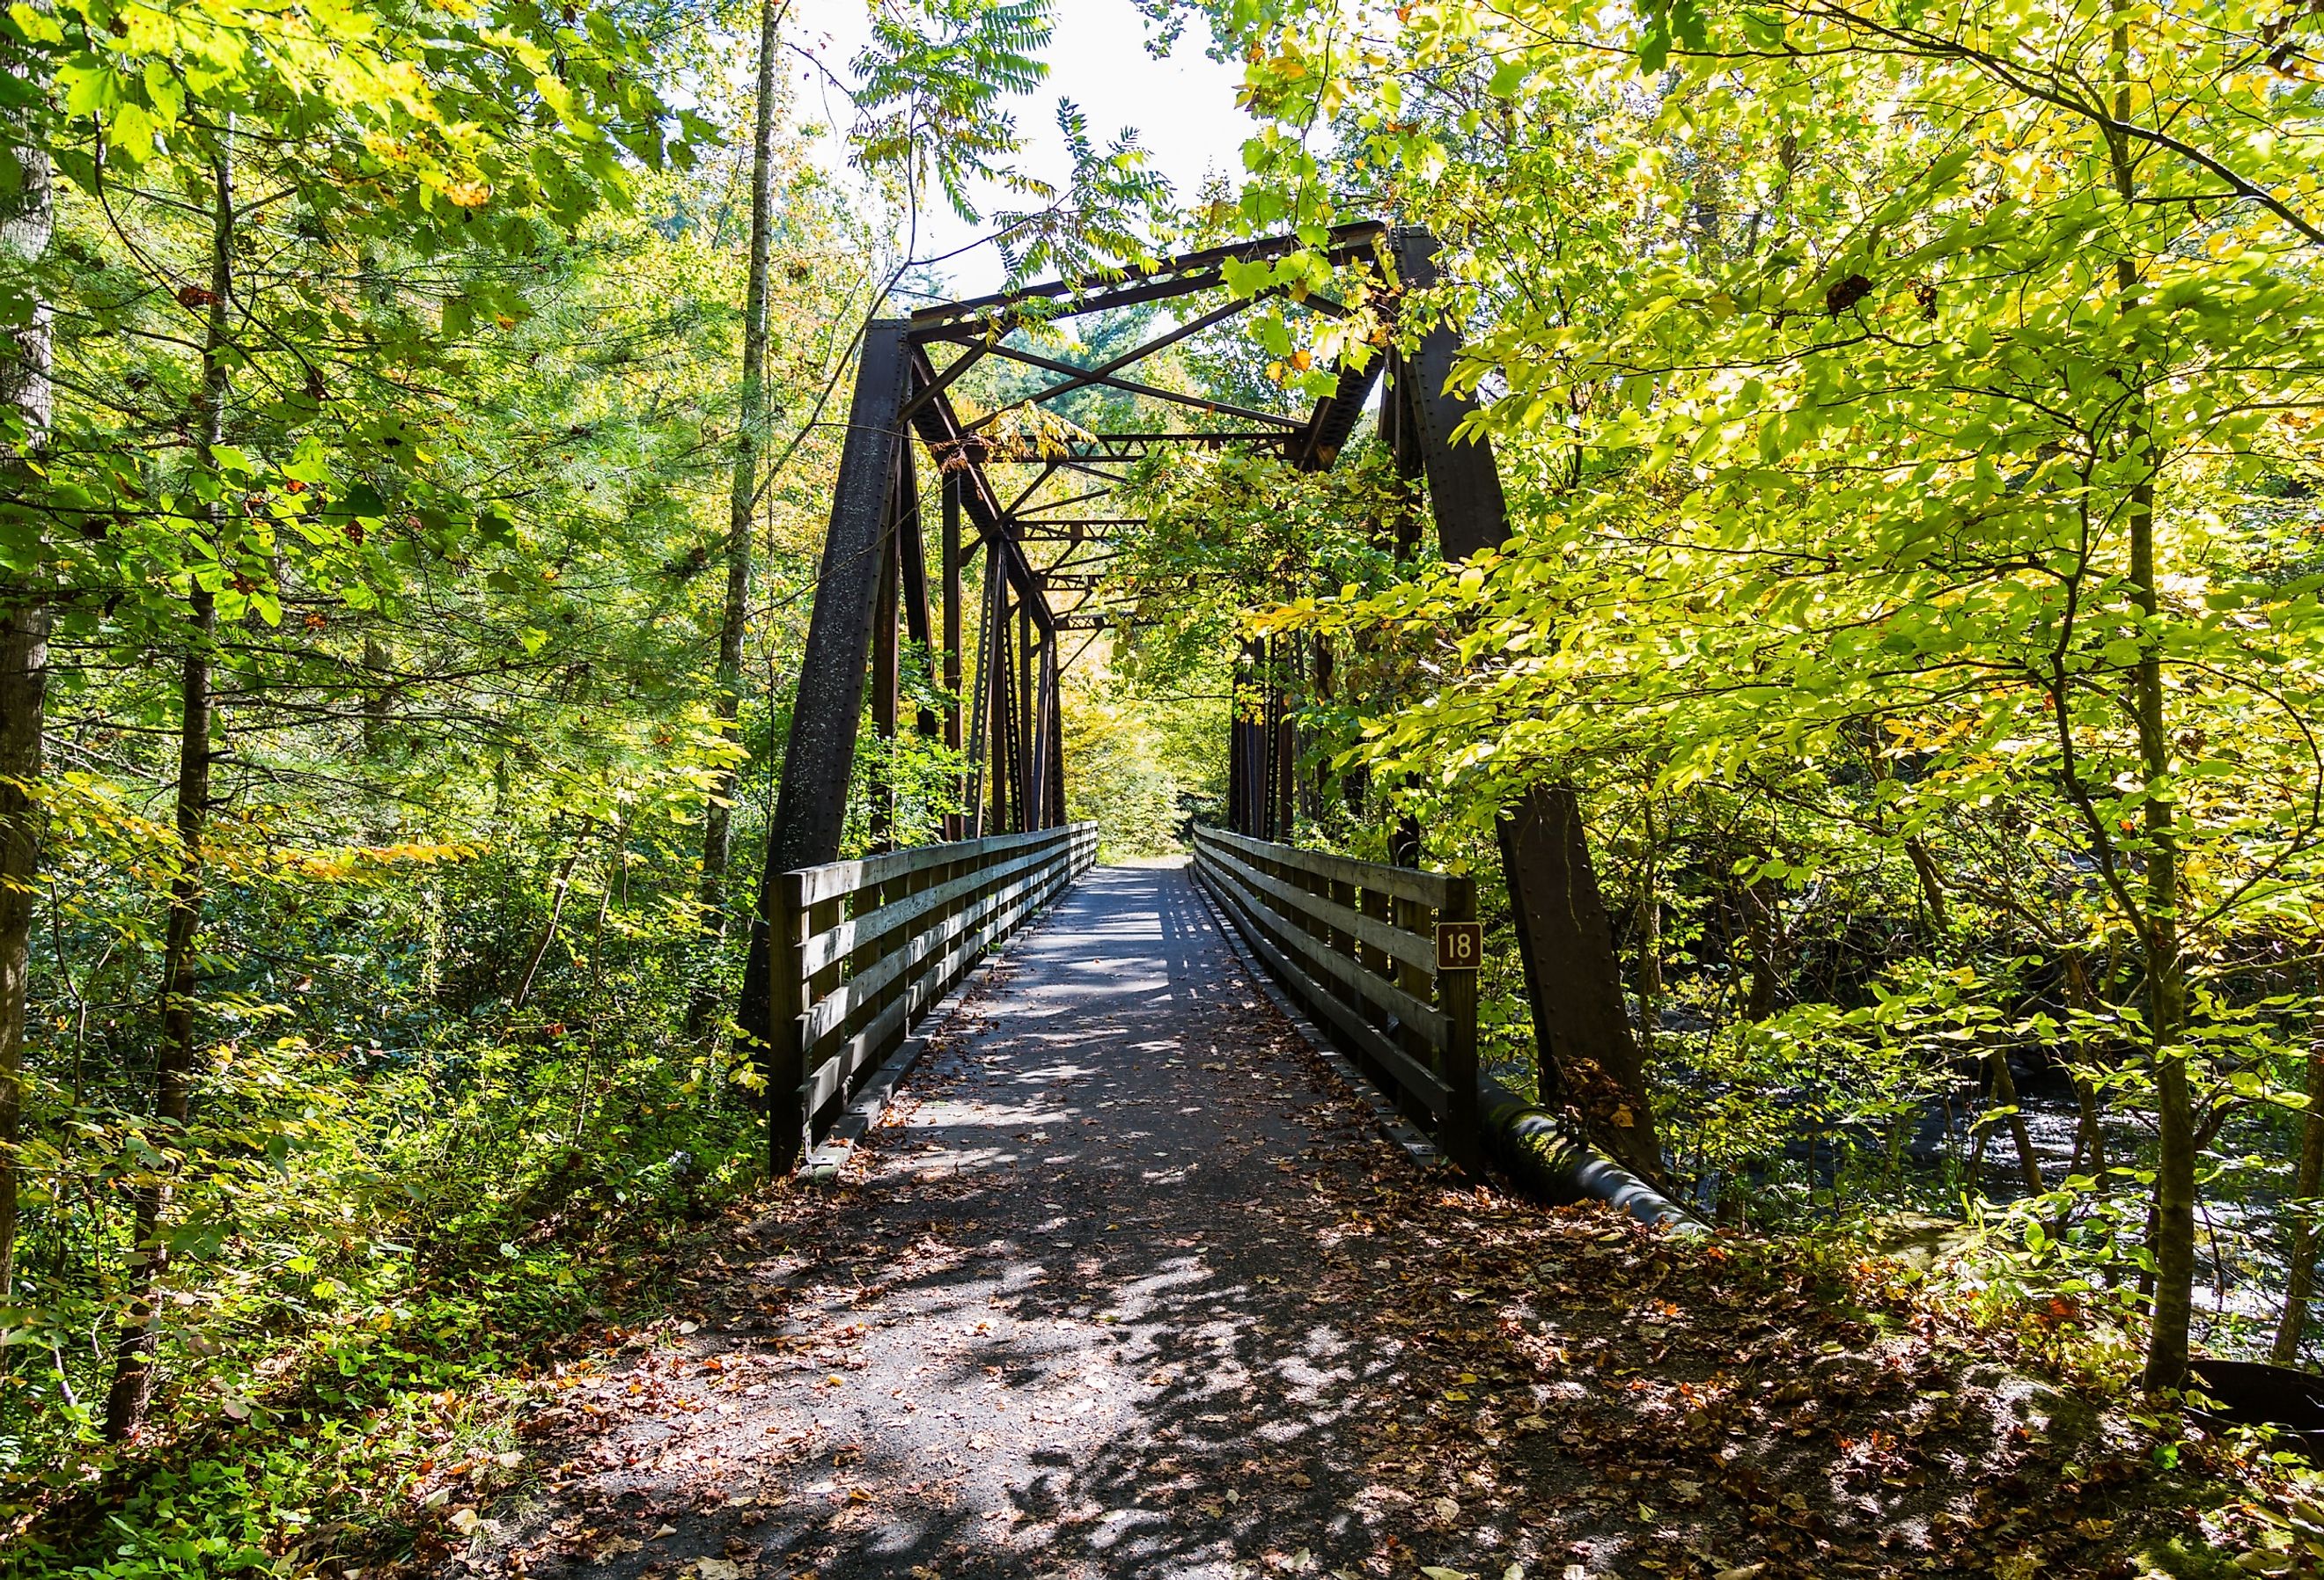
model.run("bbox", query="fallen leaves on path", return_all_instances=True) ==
[378,878,2283,1580]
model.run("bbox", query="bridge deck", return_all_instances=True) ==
[754,857,1419,1576]
[484,863,2049,1580]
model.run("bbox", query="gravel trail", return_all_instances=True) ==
[469,862,2144,1580]
[503,860,1425,1580]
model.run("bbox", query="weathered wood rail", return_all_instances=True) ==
[769,823,1099,1168]
[1190,825,1481,1167]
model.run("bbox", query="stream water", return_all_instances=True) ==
[1680,1057,2304,1363]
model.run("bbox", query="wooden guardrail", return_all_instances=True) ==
[769,822,1099,1169]
[1189,825,1481,1167]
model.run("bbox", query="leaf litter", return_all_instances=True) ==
[368,870,2294,1580]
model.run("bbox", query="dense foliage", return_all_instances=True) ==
[3,0,2322,1566]
[1149,0,2324,1388]
[0,0,1202,1565]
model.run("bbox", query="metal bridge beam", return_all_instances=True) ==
[732,221,1658,1186]
[1386,228,1663,1181]
[739,320,912,1165]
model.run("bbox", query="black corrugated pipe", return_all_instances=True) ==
[1477,1077,1710,1236]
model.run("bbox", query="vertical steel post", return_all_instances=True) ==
[1053,646,1067,830]
[896,445,938,741]
[741,320,911,1111]
[871,464,900,852]
[942,473,965,840]
[967,537,1000,838]
[1016,602,1033,829]
[991,578,1016,834]
[1227,694,1245,834]
[1271,637,1296,841]
[1387,227,1662,1179]
[1041,631,1064,827]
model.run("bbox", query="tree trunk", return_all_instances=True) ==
[2085,25,2192,1390]
[1983,1047,2046,1198]
[104,129,233,1444]
[2271,1046,2324,1366]
[686,0,783,1037]
[2121,344,2189,1392]
[1904,834,1949,938]
[511,832,590,1014]
[0,3,55,1304]
[1743,875,1781,1021]
[2128,430,2191,1389]
[0,601,44,1302]
[102,587,213,1441]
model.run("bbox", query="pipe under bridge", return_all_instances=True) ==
[732,224,1675,1218]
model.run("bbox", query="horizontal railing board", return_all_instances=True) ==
[799,840,1060,979]
[799,855,1066,1055]
[786,825,1094,1148]
[1195,846,1450,1048]
[792,825,1075,908]
[1194,861,1451,1118]
[1195,837,1436,975]
[1195,824,1458,910]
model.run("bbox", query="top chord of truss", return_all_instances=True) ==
[904,222,1389,334]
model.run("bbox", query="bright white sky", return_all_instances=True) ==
[784,0,1258,298]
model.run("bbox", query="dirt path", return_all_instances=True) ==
[458,863,2186,1580]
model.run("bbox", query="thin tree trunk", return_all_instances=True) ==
[1634,797,1663,1061]
[2128,407,2191,1389]
[573,825,621,1143]
[687,0,784,1037]
[0,605,44,1303]
[2117,273,2189,1393]
[511,833,590,1014]
[1905,835,1949,938]
[0,3,55,1304]
[2085,12,2191,1392]
[105,129,233,1439]
[1743,875,1780,1022]
[2272,1042,2324,1366]
[2068,1070,2103,1180]
[1984,1047,2046,1198]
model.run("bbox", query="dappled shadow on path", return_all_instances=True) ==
[448,863,2181,1580]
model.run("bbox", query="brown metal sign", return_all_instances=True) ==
[1435,921,1483,973]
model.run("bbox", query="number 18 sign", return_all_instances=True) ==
[1434,920,1483,972]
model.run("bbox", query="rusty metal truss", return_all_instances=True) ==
[737,223,1635,1170]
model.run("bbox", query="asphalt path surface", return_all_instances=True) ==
[465,860,2127,1580]
[503,860,1434,1580]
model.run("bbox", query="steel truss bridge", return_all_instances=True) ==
[733,224,1658,1194]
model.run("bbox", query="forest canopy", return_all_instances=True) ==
[0,0,2321,1570]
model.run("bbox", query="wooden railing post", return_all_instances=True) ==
[1437,873,1482,1171]
[771,869,813,1174]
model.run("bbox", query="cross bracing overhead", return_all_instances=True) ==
[738,222,1643,1176]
